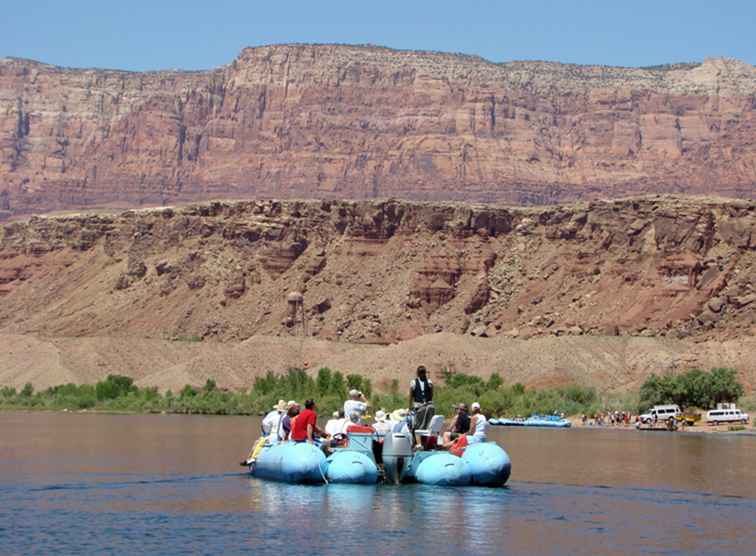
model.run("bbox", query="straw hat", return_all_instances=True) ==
[273,399,286,411]
[286,400,298,409]
[375,410,387,422]
[390,408,408,422]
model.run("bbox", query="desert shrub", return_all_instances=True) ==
[95,375,136,401]
[1,386,17,398]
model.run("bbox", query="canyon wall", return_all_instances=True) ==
[1,196,753,343]
[1,195,755,390]
[1,44,755,219]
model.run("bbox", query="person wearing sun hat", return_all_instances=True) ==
[389,408,411,433]
[325,409,345,436]
[279,401,300,441]
[261,399,286,442]
[373,409,391,436]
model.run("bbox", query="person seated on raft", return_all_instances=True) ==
[290,399,332,447]
[262,400,287,443]
[325,409,345,437]
[280,401,299,441]
[466,402,489,445]
[441,402,487,451]
[342,411,384,463]
[344,389,369,423]
[441,403,471,445]
[389,408,411,434]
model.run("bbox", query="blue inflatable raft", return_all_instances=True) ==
[250,442,328,484]
[326,451,379,484]
[248,434,511,487]
[397,442,511,487]
[490,415,571,428]
[523,415,572,428]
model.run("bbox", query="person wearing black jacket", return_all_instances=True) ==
[409,366,435,433]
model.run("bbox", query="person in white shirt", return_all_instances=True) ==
[343,390,368,423]
[325,410,345,437]
[372,410,391,436]
[261,400,286,442]
[467,402,489,444]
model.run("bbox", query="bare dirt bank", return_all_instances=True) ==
[2,332,754,394]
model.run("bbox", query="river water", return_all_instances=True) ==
[1,412,754,555]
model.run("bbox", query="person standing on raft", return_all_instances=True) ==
[343,390,368,423]
[409,366,435,445]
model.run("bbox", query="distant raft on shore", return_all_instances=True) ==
[490,415,572,428]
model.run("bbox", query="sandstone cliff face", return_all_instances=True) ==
[0,196,753,344]
[1,44,755,218]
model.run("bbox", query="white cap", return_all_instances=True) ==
[375,410,387,422]
[349,389,360,397]
[471,402,481,411]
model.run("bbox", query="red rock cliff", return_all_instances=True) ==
[1,44,755,218]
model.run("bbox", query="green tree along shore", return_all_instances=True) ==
[0,367,749,418]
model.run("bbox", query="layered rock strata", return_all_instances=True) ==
[0,196,753,344]
[1,44,755,219]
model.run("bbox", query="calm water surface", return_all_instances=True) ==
[1,412,755,555]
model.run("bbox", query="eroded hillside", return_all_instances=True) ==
[1,196,754,343]
[1,195,755,391]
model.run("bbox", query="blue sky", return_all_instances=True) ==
[2,0,754,70]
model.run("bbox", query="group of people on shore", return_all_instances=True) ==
[257,365,489,453]
[581,410,635,427]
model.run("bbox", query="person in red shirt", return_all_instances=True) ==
[290,399,328,443]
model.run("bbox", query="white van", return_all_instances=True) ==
[705,407,749,425]
[639,404,681,424]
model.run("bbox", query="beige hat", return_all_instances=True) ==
[274,399,286,411]
[286,400,298,409]
[390,408,408,422]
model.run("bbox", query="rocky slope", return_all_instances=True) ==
[1,44,755,219]
[0,196,754,391]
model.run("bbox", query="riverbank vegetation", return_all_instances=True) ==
[639,368,744,411]
[0,367,745,418]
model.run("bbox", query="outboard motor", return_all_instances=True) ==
[382,431,413,484]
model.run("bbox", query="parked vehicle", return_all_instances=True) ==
[638,404,681,424]
[705,406,749,425]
